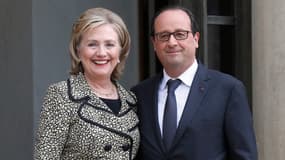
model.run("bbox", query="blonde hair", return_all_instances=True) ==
[69,8,130,80]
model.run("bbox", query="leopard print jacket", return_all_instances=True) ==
[34,73,140,160]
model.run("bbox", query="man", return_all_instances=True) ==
[131,5,258,160]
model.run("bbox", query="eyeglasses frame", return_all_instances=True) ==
[154,30,192,42]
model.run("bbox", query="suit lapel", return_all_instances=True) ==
[172,64,210,148]
[151,74,167,152]
[138,74,167,153]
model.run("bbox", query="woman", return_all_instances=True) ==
[34,8,139,159]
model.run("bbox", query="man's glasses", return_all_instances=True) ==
[154,30,192,42]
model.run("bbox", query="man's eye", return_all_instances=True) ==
[160,33,170,39]
[175,32,185,38]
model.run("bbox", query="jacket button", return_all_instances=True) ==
[121,144,130,151]
[104,144,112,151]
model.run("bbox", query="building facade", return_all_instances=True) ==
[0,0,284,159]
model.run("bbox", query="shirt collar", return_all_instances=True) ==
[160,59,198,90]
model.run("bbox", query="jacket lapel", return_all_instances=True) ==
[68,73,136,114]
[152,75,167,152]
[141,74,164,152]
[172,64,210,148]
[67,73,138,134]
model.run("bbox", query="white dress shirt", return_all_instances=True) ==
[158,59,198,135]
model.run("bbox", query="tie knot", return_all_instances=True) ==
[167,79,181,93]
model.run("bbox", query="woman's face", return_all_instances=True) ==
[77,24,121,80]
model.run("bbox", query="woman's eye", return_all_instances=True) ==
[106,43,115,48]
[88,43,97,47]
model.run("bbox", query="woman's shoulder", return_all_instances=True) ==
[46,74,80,94]
[46,80,68,94]
[115,81,137,105]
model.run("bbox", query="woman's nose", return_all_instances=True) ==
[96,45,107,56]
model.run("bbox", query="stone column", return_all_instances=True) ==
[252,0,285,159]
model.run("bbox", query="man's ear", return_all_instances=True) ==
[194,32,200,42]
[151,36,156,51]
[193,32,200,48]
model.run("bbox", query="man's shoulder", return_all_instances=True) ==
[195,63,242,85]
[203,67,244,88]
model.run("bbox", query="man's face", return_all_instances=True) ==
[152,9,199,77]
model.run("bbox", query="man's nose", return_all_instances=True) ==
[167,34,178,45]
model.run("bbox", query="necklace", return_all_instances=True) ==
[91,85,117,98]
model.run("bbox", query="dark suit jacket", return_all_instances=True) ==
[131,64,257,160]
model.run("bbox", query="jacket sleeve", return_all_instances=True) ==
[225,81,258,160]
[34,84,72,160]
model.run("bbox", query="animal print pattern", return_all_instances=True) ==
[34,73,140,160]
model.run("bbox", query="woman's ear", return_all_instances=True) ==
[76,45,81,62]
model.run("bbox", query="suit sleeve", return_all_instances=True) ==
[34,84,72,160]
[225,81,258,160]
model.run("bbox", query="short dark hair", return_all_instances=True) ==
[150,5,200,37]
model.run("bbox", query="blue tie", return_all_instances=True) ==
[163,79,181,150]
